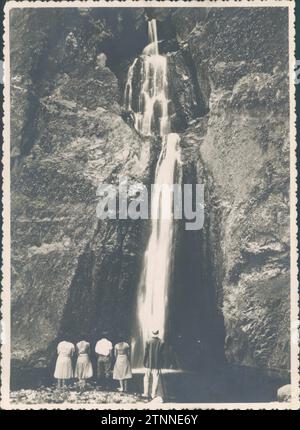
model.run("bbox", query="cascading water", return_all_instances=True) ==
[125,21,169,136]
[124,19,181,367]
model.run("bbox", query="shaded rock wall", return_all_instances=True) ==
[172,7,290,372]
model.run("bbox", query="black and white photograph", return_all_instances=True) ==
[1,0,298,409]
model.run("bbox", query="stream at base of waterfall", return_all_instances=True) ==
[124,19,182,367]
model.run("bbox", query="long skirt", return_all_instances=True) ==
[75,354,93,380]
[113,355,132,381]
[54,355,73,379]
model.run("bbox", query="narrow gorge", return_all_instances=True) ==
[10,6,290,400]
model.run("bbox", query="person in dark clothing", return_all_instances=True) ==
[142,330,164,399]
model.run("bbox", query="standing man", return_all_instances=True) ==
[143,329,164,400]
[95,333,113,389]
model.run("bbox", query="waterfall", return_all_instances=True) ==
[125,19,181,367]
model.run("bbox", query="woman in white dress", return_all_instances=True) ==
[75,340,93,389]
[113,341,132,392]
[54,340,75,388]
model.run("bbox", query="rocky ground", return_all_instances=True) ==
[10,365,290,405]
[10,383,144,405]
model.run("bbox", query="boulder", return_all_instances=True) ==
[277,384,292,402]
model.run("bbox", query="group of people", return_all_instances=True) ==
[54,330,164,399]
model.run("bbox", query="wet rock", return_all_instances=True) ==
[168,51,207,129]
[157,39,179,54]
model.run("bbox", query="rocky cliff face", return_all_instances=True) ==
[10,6,290,382]
[172,7,290,371]
[10,8,154,373]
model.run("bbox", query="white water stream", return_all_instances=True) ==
[124,19,181,365]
